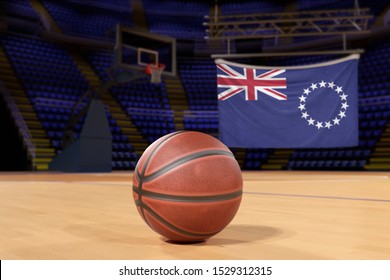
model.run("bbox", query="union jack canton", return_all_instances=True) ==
[217,63,287,101]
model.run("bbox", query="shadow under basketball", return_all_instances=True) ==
[162,224,283,246]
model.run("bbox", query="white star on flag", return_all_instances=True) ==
[341,103,349,110]
[310,83,318,90]
[298,104,306,110]
[325,122,332,129]
[340,93,348,100]
[308,118,315,125]
[301,112,309,119]
[319,81,327,87]
[316,121,323,129]
[304,88,311,95]
[335,86,343,93]
[338,111,346,118]
[328,82,335,88]
[299,95,307,102]
[333,117,340,125]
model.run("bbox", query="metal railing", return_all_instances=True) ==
[204,8,373,54]
[204,8,373,40]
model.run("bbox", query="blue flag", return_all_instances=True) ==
[216,54,359,148]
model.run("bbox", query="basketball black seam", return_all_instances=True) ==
[139,131,186,177]
[133,186,242,203]
[138,149,235,183]
[134,200,222,238]
[136,131,186,227]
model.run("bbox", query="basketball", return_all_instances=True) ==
[132,130,243,242]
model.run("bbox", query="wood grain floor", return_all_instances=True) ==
[0,171,389,260]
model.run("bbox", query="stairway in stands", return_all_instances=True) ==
[164,76,189,131]
[261,149,293,170]
[365,124,390,170]
[69,50,149,156]
[0,46,55,170]
[29,0,61,32]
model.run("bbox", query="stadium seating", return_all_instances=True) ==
[220,0,285,15]
[298,0,389,17]
[85,50,175,144]
[178,59,219,136]
[1,0,389,171]
[1,0,40,21]
[1,35,86,150]
[179,59,218,111]
[1,35,139,169]
[142,0,208,40]
[71,0,132,13]
[40,0,133,39]
[298,0,356,11]
[359,39,390,99]
[244,149,270,169]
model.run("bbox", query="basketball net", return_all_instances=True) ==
[145,63,165,84]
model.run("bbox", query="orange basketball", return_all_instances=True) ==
[132,131,243,242]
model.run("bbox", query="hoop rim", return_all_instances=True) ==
[146,62,166,71]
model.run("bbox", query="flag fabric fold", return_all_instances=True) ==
[216,54,360,148]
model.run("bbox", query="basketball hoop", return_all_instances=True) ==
[145,63,165,84]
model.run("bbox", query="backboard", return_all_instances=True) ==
[115,24,176,77]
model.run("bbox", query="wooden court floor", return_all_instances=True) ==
[0,171,389,260]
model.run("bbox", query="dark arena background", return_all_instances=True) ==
[0,0,390,261]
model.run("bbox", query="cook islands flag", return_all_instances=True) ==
[217,54,359,148]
